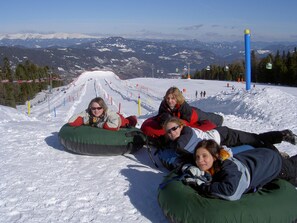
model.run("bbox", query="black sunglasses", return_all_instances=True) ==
[166,125,180,134]
[91,107,103,111]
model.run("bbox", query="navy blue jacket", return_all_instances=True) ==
[197,148,282,200]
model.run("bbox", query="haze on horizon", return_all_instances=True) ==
[2,0,297,42]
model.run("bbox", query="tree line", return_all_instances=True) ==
[191,48,297,86]
[0,57,63,108]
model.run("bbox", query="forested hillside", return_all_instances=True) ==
[0,58,63,107]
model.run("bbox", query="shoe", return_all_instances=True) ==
[282,130,297,145]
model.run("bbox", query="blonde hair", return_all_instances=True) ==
[164,86,185,105]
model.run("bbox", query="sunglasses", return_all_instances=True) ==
[91,107,103,111]
[166,125,180,134]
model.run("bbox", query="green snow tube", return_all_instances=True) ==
[158,172,297,223]
[59,124,145,156]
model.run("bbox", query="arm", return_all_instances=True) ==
[68,110,89,126]
[176,127,205,154]
[156,100,172,125]
[99,109,121,131]
[179,101,193,123]
[197,160,247,201]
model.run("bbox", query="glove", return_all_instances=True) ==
[183,176,205,186]
[83,115,90,124]
[181,164,204,177]
[181,164,211,187]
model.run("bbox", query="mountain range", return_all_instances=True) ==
[0,33,296,82]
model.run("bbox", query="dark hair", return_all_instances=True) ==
[87,97,108,114]
[194,139,221,158]
[194,139,223,172]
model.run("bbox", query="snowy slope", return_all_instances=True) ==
[0,70,297,222]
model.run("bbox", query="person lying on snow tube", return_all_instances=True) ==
[177,139,297,201]
[158,117,297,169]
[141,86,223,139]
[68,97,137,131]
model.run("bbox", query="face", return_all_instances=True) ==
[90,102,104,117]
[195,147,216,172]
[165,121,182,140]
[165,94,177,109]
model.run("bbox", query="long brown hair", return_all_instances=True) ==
[87,97,108,115]
[194,139,223,174]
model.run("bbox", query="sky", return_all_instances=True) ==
[0,70,297,222]
[1,0,297,42]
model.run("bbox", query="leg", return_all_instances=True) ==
[260,130,297,145]
[195,108,224,127]
[258,131,283,144]
[217,127,296,147]
[279,155,297,186]
[216,126,264,147]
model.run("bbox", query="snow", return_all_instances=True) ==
[1,70,297,222]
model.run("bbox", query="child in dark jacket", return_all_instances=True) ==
[180,139,297,201]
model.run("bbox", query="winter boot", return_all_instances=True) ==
[281,130,297,145]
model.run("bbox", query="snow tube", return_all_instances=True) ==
[141,116,217,138]
[158,172,297,223]
[157,145,254,171]
[59,124,146,156]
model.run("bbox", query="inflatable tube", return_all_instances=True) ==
[59,124,145,156]
[158,172,297,223]
[141,116,217,138]
[141,116,165,138]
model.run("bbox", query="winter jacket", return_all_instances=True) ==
[197,148,282,201]
[174,126,221,154]
[68,109,121,131]
[157,100,223,127]
[157,100,194,125]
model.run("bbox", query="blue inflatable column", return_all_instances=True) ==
[244,29,251,90]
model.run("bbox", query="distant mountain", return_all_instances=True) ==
[0,33,296,82]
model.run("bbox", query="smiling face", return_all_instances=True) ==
[194,147,216,172]
[165,121,182,141]
[90,102,104,117]
[165,94,177,109]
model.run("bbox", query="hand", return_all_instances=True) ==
[181,164,204,177]
[83,115,89,124]
[183,177,205,186]
[96,122,104,128]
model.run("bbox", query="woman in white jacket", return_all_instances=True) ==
[68,97,137,131]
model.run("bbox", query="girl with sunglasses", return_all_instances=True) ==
[162,117,297,168]
[68,97,137,131]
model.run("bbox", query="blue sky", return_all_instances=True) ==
[2,0,297,42]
